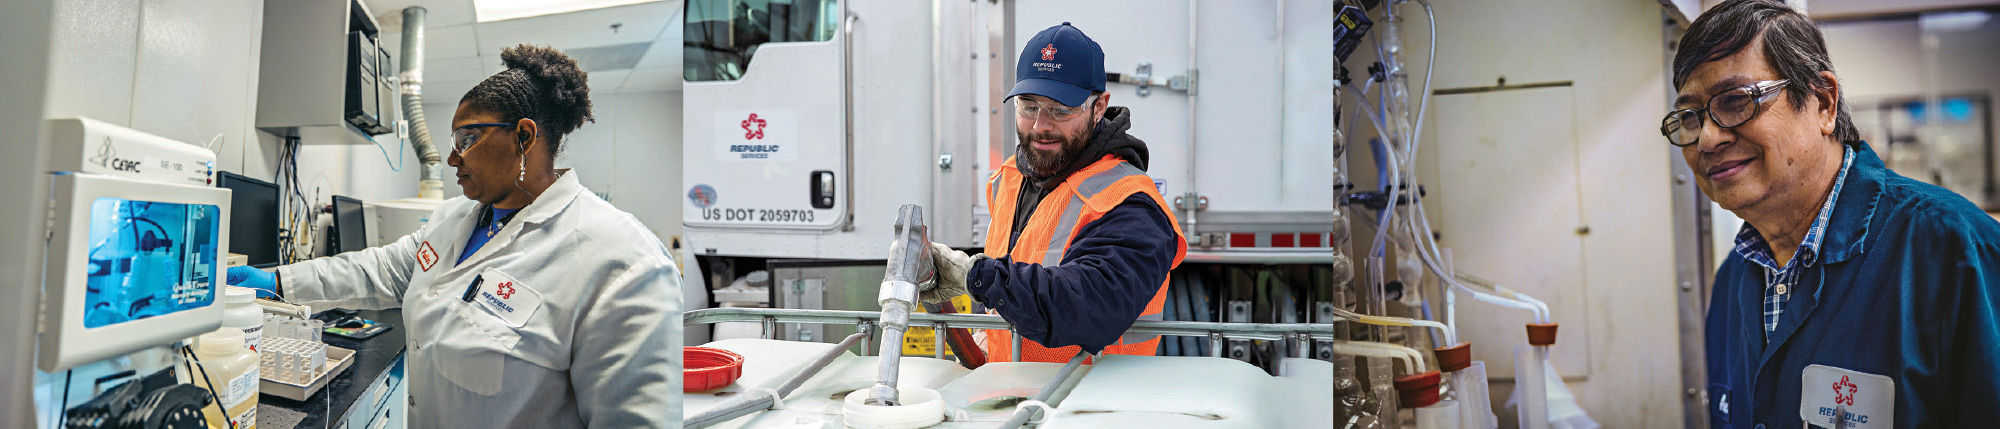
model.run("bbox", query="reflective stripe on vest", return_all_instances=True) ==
[1041,162,1145,264]
[980,155,1188,363]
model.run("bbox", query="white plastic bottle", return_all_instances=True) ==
[222,286,264,352]
[193,328,260,429]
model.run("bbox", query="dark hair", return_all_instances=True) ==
[461,44,595,155]
[1673,0,1858,143]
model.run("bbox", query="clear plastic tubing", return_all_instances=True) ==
[1373,355,1401,429]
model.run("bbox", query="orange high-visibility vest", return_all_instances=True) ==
[981,154,1187,363]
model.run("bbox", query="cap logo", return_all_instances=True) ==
[1040,44,1057,61]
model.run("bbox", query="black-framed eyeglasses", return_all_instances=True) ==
[1662,79,1791,147]
[452,123,515,153]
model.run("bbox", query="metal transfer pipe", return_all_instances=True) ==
[685,329,872,428]
[997,352,1091,429]
[866,295,913,406]
[867,205,937,406]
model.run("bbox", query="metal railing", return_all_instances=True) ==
[684,307,1339,359]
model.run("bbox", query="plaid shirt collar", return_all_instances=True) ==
[1733,146,1857,273]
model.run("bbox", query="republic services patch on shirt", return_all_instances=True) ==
[473,268,542,328]
[1799,364,1893,428]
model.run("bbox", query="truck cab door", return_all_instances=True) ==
[683,0,848,232]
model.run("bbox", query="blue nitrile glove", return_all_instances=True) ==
[226,266,278,298]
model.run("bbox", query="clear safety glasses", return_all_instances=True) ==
[452,122,516,153]
[1014,95,1098,124]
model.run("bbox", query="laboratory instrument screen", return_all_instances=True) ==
[83,197,221,328]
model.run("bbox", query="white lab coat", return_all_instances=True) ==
[278,171,681,428]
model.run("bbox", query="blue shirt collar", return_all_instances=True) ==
[1733,146,1857,271]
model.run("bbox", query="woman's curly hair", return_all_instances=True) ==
[460,44,595,155]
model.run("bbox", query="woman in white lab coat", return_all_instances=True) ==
[226,45,681,428]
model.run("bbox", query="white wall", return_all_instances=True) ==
[422,89,687,245]
[46,0,267,175]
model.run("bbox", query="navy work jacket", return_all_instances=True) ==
[1706,141,2000,428]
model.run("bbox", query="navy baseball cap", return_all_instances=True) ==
[1006,22,1106,108]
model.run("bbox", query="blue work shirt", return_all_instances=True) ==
[1736,146,1854,342]
[458,206,520,265]
[1706,141,2000,428]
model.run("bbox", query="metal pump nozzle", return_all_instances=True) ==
[865,204,936,406]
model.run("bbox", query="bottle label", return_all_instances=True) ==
[225,365,260,407]
[233,406,257,429]
[242,325,263,352]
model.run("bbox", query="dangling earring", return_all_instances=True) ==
[512,129,538,197]
[514,155,537,197]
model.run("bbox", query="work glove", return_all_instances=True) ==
[226,266,278,298]
[926,242,988,307]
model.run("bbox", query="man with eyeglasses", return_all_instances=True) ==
[1671,1,2000,427]
[924,22,1187,363]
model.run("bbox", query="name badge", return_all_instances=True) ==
[1799,364,1893,428]
[472,268,541,328]
[1710,383,1731,423]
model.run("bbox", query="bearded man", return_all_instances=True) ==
[924,22,1188,363]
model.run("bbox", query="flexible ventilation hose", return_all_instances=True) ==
[400,6,445,199]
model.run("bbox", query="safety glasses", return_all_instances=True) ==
[452,122,515,153]
[1662,79,1791,147]
[1014,95,1098,123]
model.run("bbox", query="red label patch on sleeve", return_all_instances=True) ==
[416,241,439,272]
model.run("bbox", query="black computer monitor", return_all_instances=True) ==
[331,195,368,254]
[216,171,280,267]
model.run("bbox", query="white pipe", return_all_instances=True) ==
[1324,303,1456,347]
[1456,284,1541,317]
[1401,178,1549,324]
[1329,340,1427,374]
[1402,0,1437,164]
[1457,271,1550,324]
[1441,247,1457,335]
[1511,291,1553,325]
[1407,319,1454,347]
